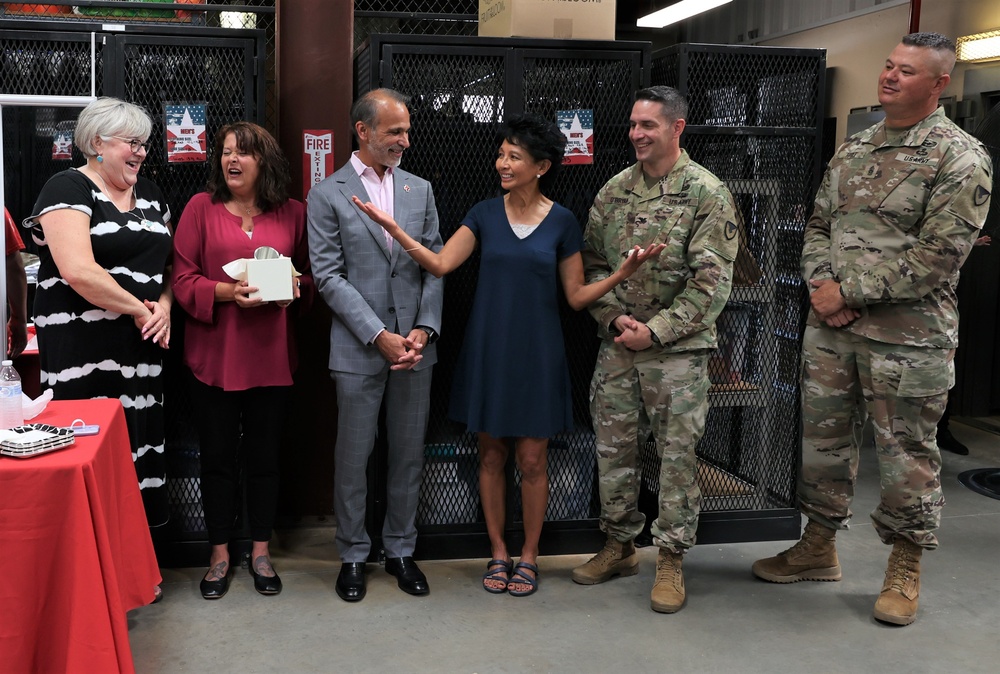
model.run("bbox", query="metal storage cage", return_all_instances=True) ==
[355,33,650,558]
[355,35,822,559]
[647,43,828,542]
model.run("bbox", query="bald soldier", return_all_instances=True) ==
[752,32,992,626]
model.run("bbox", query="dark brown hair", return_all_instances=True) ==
[206,121,290,212]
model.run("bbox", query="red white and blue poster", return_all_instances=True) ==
[558,108,594,165]
[165,103,207,163]
[52,130,73,160]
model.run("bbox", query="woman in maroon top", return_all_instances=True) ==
[172,122,313,599]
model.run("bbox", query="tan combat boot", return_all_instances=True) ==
[571,537,639,585]
[751,520,842,583]
[650,549,685,613]
[872,538,922,626]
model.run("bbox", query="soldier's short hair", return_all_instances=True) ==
[902,32,956,53]
[634,86,688,123]
[901,32,957,74]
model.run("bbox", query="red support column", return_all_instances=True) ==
[277,0,353,201]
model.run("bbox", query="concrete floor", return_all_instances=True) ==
[129,420,1000,674]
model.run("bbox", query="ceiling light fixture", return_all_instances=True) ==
[956,29,1000,63]
[637,0,734,29]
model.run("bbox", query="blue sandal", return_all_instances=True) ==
[508,561,539,597]
[482,558,513,594]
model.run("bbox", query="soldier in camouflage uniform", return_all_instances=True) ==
[572,86,738,614]
[752,33,992,627]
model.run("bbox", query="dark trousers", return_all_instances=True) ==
[191,378,290,545]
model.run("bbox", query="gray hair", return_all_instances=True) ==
[350,88,410,139]
[74,97,153,157]
[634,86,689,122]
[901,32,957,74]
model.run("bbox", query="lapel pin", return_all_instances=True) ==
[403,184,411,192]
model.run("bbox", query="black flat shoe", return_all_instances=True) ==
[200,567,231,600]
[249,556,282,596]
[384,556,429,596]
[336,562,367,602]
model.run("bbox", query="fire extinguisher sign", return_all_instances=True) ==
[303,130,334,200]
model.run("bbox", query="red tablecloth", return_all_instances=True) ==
[0,399,161,674]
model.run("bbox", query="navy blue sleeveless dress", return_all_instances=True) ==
[448,197,581,438]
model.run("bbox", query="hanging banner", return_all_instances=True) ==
[165,103,208,163]
[303,130,334,201]
[558,108,594,165]
[52,129,73,160]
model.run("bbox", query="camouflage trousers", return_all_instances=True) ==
[590,342,710,553]
[799,325,952,549]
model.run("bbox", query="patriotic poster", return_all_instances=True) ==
[558,109,594,165]
[165,103,207,163]
[52,130,73,160]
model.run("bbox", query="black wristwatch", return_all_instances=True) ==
[418,326,437,343]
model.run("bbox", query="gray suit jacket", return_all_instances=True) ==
[307,162,444,375]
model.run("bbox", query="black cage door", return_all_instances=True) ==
[357,34,651,559]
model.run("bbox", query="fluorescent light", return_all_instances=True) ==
[637,0,733,29]
[956,30,1000,63]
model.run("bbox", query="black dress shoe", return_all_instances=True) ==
[337,562,367,602]
[249,557,282,596]
[200,571,230,600]
[938,428,970,455]
[384,556,429,596]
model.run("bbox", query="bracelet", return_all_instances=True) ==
[405,245,422,252]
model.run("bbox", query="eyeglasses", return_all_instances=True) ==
[110,136,151,153]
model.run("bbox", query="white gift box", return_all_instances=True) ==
[246,257,293,302]
[222,255,297,303]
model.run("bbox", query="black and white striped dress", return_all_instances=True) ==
[27,168,173,526]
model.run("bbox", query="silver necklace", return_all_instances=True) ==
[93,168,133,211]
[234,199,256,217]
[91,167,158,231]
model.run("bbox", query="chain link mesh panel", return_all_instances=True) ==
[382,46,504,530]
[354,0,477,52]
[0,2,276,132]
[0,31,104,213]
[647,43,826,514]
[512,52,641,522]
[358,37,648,532]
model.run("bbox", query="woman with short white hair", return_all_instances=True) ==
[25,96,172,604]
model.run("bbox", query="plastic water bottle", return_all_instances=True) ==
[0,360,24,430]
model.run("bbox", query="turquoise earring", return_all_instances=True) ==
[96,154,104,163]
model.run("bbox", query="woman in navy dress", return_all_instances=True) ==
[354,114,662,596]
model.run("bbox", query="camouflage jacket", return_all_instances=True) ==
[583,151,738,351]
[802,108,993,348]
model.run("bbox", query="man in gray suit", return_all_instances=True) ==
[307,88,444,602]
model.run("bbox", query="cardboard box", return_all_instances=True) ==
[478,0,616,40]
[246,257,293,303]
